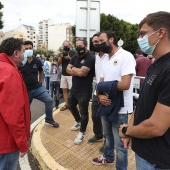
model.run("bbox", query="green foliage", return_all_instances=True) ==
[72,13,139,54]
[0,2,4,29]
[100,13,139,54]
[34,49,55,56]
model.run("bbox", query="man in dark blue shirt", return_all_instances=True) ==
[19,41,59,128]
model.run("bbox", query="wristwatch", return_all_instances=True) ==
[122,126,128,136]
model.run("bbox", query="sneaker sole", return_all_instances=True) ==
[88,139,103,144]
[91,160,113,166]
[71,126,80,131]
[45,122,59,128]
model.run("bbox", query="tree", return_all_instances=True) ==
[100,13,139,54]
[0,2,4,29]
[72,13,139,54]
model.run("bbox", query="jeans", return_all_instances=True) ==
[68,89,92,133]
[0,150,20,170]
[45,76,50,91]
[102,114,128,170]
[135,154,170,170]
[29,86,53,121]
[91,94,103,139]
[50,81,60,107]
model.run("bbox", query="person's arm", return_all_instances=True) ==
[39,71,43,84]
[57,53,63,66]
[117,74,133,91]
[66,64,74,75]
[71,66,90,77]
[121,102,170,138]
[0,74,29,153]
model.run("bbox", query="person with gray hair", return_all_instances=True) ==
[58,40,76,111]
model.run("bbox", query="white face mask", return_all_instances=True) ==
[137,29,160,55]
[24,49,33,57]
[21,52,28,66]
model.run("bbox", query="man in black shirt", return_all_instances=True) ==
[19,41,59,128]
[67,38,95,145]
[119,11,170,169]
[58,40,76,111]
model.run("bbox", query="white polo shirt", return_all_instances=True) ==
[101,48,136,114]
[95,53,108,83]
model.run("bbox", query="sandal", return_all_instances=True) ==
[60,105,68,111]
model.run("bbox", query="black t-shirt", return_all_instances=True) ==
[70,51,95,92]
[19,57,43,91]
[132,52,170,168]
[61,50,76,76]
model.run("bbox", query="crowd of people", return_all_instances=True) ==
[1,11,170,170]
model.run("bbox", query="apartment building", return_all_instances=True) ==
[38,19,73,52]
[14,25,37,49]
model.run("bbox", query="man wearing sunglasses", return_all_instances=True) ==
[66,38,95,144]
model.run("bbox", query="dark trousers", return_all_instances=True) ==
[68,89,92,133]
[92,94,103,139]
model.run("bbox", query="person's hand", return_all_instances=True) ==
[98,94,111,106]
[119,124,129,138]
[19,151,28,158]
[121,137,132,149]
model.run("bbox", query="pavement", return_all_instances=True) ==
[31,104,136,170]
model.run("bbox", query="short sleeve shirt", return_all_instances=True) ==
[101,48,136,113]
[69,51,95,92]
[132,52,170,169]
[19,57,43,91]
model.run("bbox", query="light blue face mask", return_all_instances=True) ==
[137,29,160,55]
[25,49,33,57]
[21,52,28,66]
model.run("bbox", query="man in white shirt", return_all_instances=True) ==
[91,31,136,169]
[88,33,107,153]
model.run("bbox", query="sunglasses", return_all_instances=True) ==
[76,37,86,41]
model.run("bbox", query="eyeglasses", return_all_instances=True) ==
[76,37,86,41]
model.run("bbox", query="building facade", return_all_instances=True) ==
[38,20,73,53]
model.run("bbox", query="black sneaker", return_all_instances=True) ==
[45,119,59,128]
[88,136,103,144]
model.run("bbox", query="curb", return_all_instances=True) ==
[31,109,68,170]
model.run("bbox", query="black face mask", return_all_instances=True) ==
[63,46,70,52]
[76,47,85,55]
[100,41,111,53]
[92,44,101,52]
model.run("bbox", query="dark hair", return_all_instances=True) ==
[0,37,23,56]
[135,49,143,55]
[102,30,118,46]
[139,11,170,39]
[76,37,87,46]
[24,40,33,48]
[92,32,101,39]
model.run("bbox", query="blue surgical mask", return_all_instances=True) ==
[21,52,28,66]
[137,29,160,55]
[25,49,33,57]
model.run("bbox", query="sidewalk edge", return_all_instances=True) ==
[31,109,68,170]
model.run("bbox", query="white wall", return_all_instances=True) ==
[48,24,70,52]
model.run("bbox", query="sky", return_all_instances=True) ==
[1,0,170,33]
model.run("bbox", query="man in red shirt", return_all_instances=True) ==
[0,38,30,170]
[135,49,151,87]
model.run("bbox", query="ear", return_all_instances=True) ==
[13,50,20,59]
[159,28,166,38]
[109,37,114,44]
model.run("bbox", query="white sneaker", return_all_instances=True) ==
[71,122,81,131]
[74,132,85,144]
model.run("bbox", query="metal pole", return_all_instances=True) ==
[87,0,90,50]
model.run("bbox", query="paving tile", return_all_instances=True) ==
[41,105,136,170]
